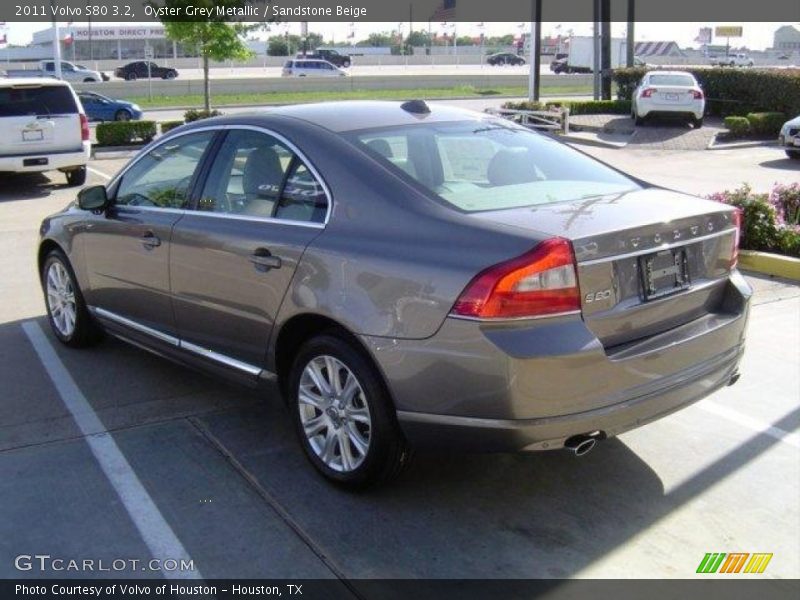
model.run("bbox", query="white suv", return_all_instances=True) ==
[0,78,90,186]
[632,71,706,128]
[281,59,347,78]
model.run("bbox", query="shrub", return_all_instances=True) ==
[708,184,786,254]
[502,99,631,115]
[723,116,751,138]
[769,183,800,227]
[775,228,800,258]
[184,108,222,122]
[96,121,157,146]
[160,120,184,135]
[614,67,800,117]
[746,112,786,137]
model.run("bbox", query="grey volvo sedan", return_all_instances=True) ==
[37,101,750,487]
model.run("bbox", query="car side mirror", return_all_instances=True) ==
[78,185,110,211]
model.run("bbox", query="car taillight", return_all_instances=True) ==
[80,114,90,141]
[641,88,656,98]
[451,238,581,319]
[692,89,704,100]
[731,208,742,269]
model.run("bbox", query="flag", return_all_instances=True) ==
[0,34,6,48]
[63,32,73,46]
[431,0,456,22]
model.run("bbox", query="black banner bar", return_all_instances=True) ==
[2,0,799,23]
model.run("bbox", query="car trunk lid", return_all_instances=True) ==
[470,188,738,348]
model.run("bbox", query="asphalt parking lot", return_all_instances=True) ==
[0,143,798,582]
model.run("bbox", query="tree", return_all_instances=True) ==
[267,35,288,57]
[149,0,256,112]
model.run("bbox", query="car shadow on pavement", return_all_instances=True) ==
[759,158,800,170]
[0,173,67,201]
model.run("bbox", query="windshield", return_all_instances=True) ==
[348,120,641,212]
[649,74,695,86]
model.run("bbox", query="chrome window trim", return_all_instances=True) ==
[92,306,179,346]
[579,227,736,266]
[90,306,267,377]
[107,124,333,229]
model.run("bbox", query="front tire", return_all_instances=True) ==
[288,334,410,488]
[42,250,102,348]
[115,109,131,122]
[65,166,87,187]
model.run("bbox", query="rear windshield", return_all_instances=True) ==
[349,121,641,212]
[0,85,77,117]
[648,74,695,86]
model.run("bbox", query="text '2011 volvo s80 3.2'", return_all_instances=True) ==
[37,100,751,488]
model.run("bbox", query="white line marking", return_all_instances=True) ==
[699,401,800,449]
[22,320,203,580]
[87,166,112,180]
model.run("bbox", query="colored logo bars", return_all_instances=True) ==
[697,553,773,574]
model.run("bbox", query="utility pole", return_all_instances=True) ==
[601,0,612,100]
[527,0,542,102]
[626,0,635,67]
[593,0,600,100]
[49,0,62,80]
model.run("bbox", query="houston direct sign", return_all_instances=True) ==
[71,26,166,40]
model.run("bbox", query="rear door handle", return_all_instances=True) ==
[249,248,282,271]
[140,231,161,249]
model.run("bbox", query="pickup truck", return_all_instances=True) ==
[5,60,104,83]
[296,48,351,68]
[714,53,754,67]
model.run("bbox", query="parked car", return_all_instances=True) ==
[0,78,90,186]
[297,48,352,68]
[282,59,347,77]
[5,60,104,83]
[632,71,705,127]
[78,91,143,122]
[114,61,178,81]
[36,101,749,487]
[715,53,754,67]
[487,52,526,66]
[779,115,800,159]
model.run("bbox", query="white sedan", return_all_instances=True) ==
[632,71,706,128]
[779,115,800,160]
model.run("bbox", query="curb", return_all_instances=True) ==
[561,133,630,149]
[708,136,779,150]
[739,250,800,281]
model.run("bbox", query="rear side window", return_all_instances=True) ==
[0,85,77,117]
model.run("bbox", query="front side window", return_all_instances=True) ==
[197,129,328,223]
[351,121,641,212]
[115,131,214,209]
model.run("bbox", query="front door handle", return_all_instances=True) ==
[249,248,282,271]
[140,231,161,249]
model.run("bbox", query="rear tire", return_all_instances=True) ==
[42,250,102,348]
[125,72,137,81]
[342,60,351,68]
[693,117,704,129]
[65,166,86,187]
[288,334,411,489]
[787,150,800,160]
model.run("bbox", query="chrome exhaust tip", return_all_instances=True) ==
[564,434,598,457]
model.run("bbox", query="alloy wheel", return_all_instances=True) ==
[46,261,77,337]
[298,355,372,473]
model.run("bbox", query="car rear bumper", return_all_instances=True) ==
[0,142,90,173]
[362,271,751,452]
[637,100,704,120]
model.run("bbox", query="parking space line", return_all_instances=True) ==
[699,401,800,449]
[21,320,203,580]
[87,166,112,180]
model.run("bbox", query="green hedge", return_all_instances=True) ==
[613,67,800,117]
[184,108,222,122]
[96,121,157,146]
[746,112,786,137]
[503,99,631,115]
[160,120,184,135]
[723,116,751,138]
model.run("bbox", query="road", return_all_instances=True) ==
[0,143,797,582]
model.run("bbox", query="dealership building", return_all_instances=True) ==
[1,25,188,62]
